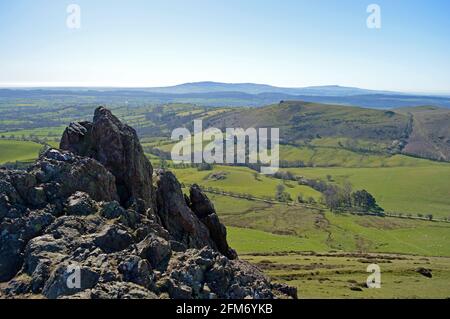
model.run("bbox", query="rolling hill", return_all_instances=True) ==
[204,100,411,145]
[142,81,393,96]
[1,84,450,108]
[397,106,450,161]
[204,101,450,161]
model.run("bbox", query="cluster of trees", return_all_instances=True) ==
[273,170,383,214]
[275,184,292,202]
[323,184,383,214]
[297,194,317,205]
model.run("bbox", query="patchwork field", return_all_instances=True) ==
[214,193,450,298]
[0,140,43,164]
[280,145,440,168]
[1,99,449,299]
[241,252,450,299]
[283,165,450,218]
[211,194,450,257]
[174,165,322,201]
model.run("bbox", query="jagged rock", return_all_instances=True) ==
[0,107,295,300]
[118,256,153,288]
[30,149,119,203]
[7,171,37,204]
[0,234,25,282]
[65,192,97,216]
[155,170,214,250]
[87,282,158,299]
[189,184,237,259]
[0,179,23,205]
[159,248,274,299]
[42,263,100,299]
[0,209,55,282]
[60,107,154,208]
[28,187,47,207]
[137,234,171,271]
[94,225,133,253]
[271,282,298,299]
[100,201,127,219]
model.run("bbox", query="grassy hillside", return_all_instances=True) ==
[174,165,322,201]
[397,106,450,161]
[280,145,438,168]
[210,194,450,257]
[242,252,450,299]
[282,165,450,217]
[205,101,411,146]
[204,101,450,163]
[0,140,42,164]
[1,100,449,299]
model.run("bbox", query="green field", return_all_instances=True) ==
[1,99,449,298]
[0,139,43,164]
[173,165,322,201]
[281,145,440,168]
[282,165,450,218]
[242,252,450,299]
[213,194,450,257]
[1,126,66,139]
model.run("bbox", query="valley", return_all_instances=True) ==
[1,94,449,298]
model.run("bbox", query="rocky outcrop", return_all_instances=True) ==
[155,170,216,251]
[0,107,295,299]
[188,184,237,259]
[0,150,118,282]
[157,248,274,299]
[60,107,153,209]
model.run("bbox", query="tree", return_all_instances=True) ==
[323,186,341,212]
[276,184,285,195]
[426,214,433,221]
[351,190,381,213]
[275,184,292,202]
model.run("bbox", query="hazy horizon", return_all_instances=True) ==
[1,0,449,93]
[1,81,449,96]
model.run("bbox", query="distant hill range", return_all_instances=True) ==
[203,101,450,162]
[142,82,395,96]
[1,82,450,108]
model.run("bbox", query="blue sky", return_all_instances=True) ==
[0,0,449,93]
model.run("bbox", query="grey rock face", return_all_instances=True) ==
[155,170,215,250]
[65,192,97,216]
[137,234,172,271]
[94,225,133,253]
[43,263,100,299]
[188,184,237,259]
[60,107,154,209]
[0,107,295,299]
[158,248,274,299]
[30,149,119,203]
